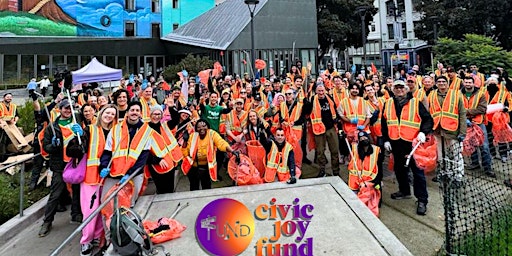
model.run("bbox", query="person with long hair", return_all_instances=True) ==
[245,110,272,142]
[80,103,96,128]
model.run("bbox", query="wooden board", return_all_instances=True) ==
[3,124,28,148]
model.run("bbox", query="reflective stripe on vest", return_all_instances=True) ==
[61,124,74,163]
[463,88,485,124]
[384,98,421,142]
[280,101,303,124]
[367,98,384,137]
[311,95,336,135]
[86,125,105,185]
[140,97,157,122]
[110,122,152,176]
[430,89,460,131]
[265,141,293,182]
[187,130,218,181]
[348,144,379,190]
[0,103,16,120]
[413,89,426,101]
[227,110,248,133]
[161,123,184,163]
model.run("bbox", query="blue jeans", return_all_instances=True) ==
[470,124,493,172]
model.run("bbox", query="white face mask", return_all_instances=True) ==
[491,74,499,79]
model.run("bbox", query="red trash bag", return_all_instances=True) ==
[413,135,438,174]
[492,112,512,144]
[255,59,267,70]
[246,140,267,177]
[228,154,263,185]
[357,182,381,217]
[307,123,316,151]
[462,125,485,156]
[387,154,394,172]
[101,181,135,227]
[143,217,187,244]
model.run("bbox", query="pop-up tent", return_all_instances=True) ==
[72,57,122,84]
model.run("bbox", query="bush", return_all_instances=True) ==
[16,100,36,136]
[161,54,215,82]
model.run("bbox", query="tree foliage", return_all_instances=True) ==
[317,0,377,58]
[162,54,215,82]
[413,0,512,50]
[434,34,512,73]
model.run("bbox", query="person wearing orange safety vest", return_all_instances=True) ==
[225,98,248,143]
[381,80,433,216]
[39,99,82,237]
[364,83,385,177]
[485,77,511,163]
[65,105,118,254]
[407,75,428,109]
[182,119,239,191]
[0,93,20,156]
[331,76,349,108]
[428,75,467,184]
[99,101,172,207]
[279,88,304,167]
[140,86,158,122]
[461,76,495,178]
[305,84,341,177]
[446,66,462,90]
[339,83,371,143]
[260,128,297,184]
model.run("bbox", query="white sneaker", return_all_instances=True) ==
[80,243,93,256]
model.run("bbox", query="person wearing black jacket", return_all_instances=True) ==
[381,80,434,216]
[260,128,297,184]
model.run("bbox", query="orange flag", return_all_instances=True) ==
[371,63,377,75]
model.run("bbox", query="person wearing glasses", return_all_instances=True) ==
[381,80,433,215]
[406,75,428,108]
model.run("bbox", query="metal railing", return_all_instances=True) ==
[0,153,41,218]
[50,168,143,256]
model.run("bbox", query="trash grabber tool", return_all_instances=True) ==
[405,141,422,168]
[66,89,82,145]
[34,91,56,137]
[170,202,189,219]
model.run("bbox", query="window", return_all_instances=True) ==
[151,0,160,13]
[125,22,135,37]
[397,0,405,14]
[387,24,394,40]
[152,23,161,38]
[402,22,407,39]
[173,23,179,30]
[125,0,135,10]
[370,22,376,32]
[172,0,178,8]
[386,0,395,16]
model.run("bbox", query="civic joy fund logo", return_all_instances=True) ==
[196,198,255,256]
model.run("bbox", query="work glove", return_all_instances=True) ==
[416,132,426,143]
[51,136,61,147]
[287,176,297,184]
[119,175,130,184]
[71,123,84,136]
[357,125,365,130]
[504,106,509,113]
[457,135,466,142]
[100,168,110,178]
[350,118,358,124]
[466,119,473,127]
[232,150,240,163]
[384,142,392,152]
[182,69,188,78]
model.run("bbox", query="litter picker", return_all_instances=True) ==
[343,131,367,187]
[33,91,56,137]
[405,141,422,168]
[66,89,82,145]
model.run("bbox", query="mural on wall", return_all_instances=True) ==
[0,0,161,37]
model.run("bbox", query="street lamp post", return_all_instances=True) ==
[244,0,259,79]
[357,6,370,72]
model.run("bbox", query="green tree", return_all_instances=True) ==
[162,54,215,82]
[434,34,512,73]
[317,0,377,58]
[413,0,512,50]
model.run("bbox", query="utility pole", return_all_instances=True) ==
[356,6,370,73]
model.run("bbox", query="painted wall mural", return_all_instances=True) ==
[0,0,161,37]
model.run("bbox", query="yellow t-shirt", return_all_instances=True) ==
[187,130,229,166]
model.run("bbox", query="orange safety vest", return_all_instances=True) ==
[77,93,87,106]
[160,123,184,165]
[463,88,486,125]
[265,141,294,182]
[60,124,74,163]
[110,121,170,177]
[430,89,460,132]
[311,95,336,135]
[0,102,16,120]
[38,123,49,160]
[85,125,106,185]
[219,113,227,136]
[182,130,218,181]
[384,98,422,142]
[413,88,426,102]
[449,77,462,90]
[280,101,303,126]
[486,86,510,123]
[341,97,368,134]
[367,97,384,137]
[348,144,379,190]
[140,97,158,122]
[271,114,280,135]
[226,110,248,137]
[332,88,348,108]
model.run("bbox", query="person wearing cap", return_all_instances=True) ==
[381,79,433,215]
[364,83,385,172]
[339,83,372,142]
[218,88,232,136]
[225,98,248,143]
[446,66,462,90]
[146,105,184,194]
[38,75,51,97]
[140,86,158,122]
[462,76,495,177]
[171,85,187,111]
[485,77,511,163]
[168,104,195,149]
[249,93,266,118]
[347,131,382,196]
[407,75,428,108]
[39,99,83,237]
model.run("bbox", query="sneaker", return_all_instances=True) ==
[80,243,93,256]
[416,201,427,215]
[316,168,326,178]
[70,214,83,224]
[502,156,508,163]
[466,164,480,170]
[38,222,52,237]
[485,170,497,178]
[390,191,412,200]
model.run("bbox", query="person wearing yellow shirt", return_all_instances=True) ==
[183,119,239,191]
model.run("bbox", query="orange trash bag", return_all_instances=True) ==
[143,217,187,244]
[228,154,263,185]
[492,112,512,144]
[413,135,438,174]
[462,125,485,156]
[307,123,316,151]
[246,140,267,177]
[387,154,394,172]
[101,181,135,227]
[357,182,381,217]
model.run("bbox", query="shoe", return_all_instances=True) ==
[416,201,427,215]
[70,214,83,224]
[38,222,52,237]
[390,191,412,200]
[81,243,93,256]
[302,158,312,165]
[56,205,67,212]
[485,170,497,178]
[504,179,512,189]
[502,156,508,163]
[316,168,326,178]
[466,164,480,170]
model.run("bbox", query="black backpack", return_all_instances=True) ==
[110,206,169,256]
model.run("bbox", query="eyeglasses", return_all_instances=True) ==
[394,86,405,90]
[407,80,415,83]
[240,91,247,94]
[151,113,162,116]
[285,93,293,95]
